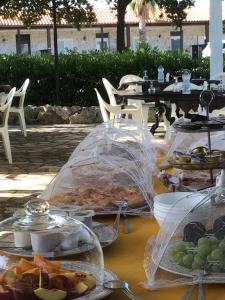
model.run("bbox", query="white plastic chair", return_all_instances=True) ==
[0,87,16,164]
[119,75,154,126]
[10,78,30,137]
[95,88,140,123]
[102,78,146,124]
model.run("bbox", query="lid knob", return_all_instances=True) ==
[25,199,49,216]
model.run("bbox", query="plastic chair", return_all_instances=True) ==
[119,75,154,126]
[95,88,140,123]
[10,78,30,137]
[102,78,145,124]
[0,87,16,164]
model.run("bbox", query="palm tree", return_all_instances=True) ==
[130,0,157,45]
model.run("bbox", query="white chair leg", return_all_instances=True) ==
[18,110,27,137]
[2,129,12,164]
[141,105,149,127]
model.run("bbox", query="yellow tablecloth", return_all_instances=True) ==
[100,178,225,300]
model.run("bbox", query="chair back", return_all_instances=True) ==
[1,87,16,127]
[102,78,117,106]
[119,74,144,86]
[95,88,110,122]
[15,78,30,108]
[119,75,143,93]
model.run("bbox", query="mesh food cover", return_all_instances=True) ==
[41,119,158,214]
[144,187,225,290]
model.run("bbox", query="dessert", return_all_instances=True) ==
[48,185,144,211]
[205,154,221,163]
[191,147,208,155]
[0,255,96,300]
[178,155,191,164]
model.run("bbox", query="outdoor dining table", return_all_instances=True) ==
[118,84,225,134]
[99,177,225,300]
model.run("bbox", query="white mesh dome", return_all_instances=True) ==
[41,119,159,214]
[144,187,225,289]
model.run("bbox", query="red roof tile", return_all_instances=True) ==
[0,5,224,27]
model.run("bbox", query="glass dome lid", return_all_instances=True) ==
[0,199,77,231]
[0,199,105,297]
[144,186,225,290]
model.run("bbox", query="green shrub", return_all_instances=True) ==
[0,49,212,106]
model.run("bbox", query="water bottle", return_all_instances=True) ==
[143,70,148,81]
[173,77,179,92]
[182,69,191,94]
[158,65,164,83]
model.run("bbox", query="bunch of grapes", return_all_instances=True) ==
[170,236,225,272]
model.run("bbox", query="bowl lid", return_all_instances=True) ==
[0,199,76,231]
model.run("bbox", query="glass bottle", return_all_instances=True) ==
[158,65,164,83]
[182,69,191,94]
[143,70,148,81]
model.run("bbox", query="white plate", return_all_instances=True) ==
[61,261,118,300]
[156,241,225,283]
[0,222,117,258]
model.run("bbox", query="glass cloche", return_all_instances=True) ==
[0,199,104,300]
[144,186,225,290]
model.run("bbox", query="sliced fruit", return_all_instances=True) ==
[75,281,88,294]
[0,285,9,293]
[34,288,67,300]
[49,274,72,290]
[83,274,96,289]
[2,268,17,286]
[18,258,35,273]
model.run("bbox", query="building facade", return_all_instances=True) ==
[0,6,224,56]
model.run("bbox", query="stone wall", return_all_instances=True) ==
[8,105,156,125]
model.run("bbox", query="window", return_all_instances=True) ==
[170,31,181,52]
[16,34,31,55]
[58,39,73,54]
[96,33,109,50]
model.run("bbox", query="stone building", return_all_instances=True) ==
[0,5,224,57]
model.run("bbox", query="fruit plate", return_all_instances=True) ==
[0,222,117,258]
[60,261,118,300]
[156,241,225,283]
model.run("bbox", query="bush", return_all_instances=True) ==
[0,49,211,107]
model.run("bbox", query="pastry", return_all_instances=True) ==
[205,154,221,163]
[49,185,144,211]
[179,154,191,164]
[191,147,208,156]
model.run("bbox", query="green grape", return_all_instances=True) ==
[211,264,223,273]
[198,237,210,247]
[207,254,214,262]
[211,248,224,260]
[209,236,219,245]
[194,254,206,268]
[184,242,195,249]
[211,244,218,251]
[192,261,201,270]
[175,243,187,252]
[182,254,194,267]
[197,244,211,257]
[174,252,186,265]
[220,258,225,269]
[170,247,177,257]
[219,240,225,251]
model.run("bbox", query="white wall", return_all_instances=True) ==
[0,24,206,55]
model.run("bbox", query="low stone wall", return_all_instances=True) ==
[9,105,157,125]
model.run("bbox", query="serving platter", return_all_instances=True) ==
[155,241,225,283]
[167,159,225,170]
[0,222,117,258]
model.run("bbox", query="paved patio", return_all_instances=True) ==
[0,124,95,219]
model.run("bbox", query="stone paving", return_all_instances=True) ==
[0,124,95,219]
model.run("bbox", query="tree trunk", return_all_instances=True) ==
[117,0,131,52]
[180,25,183,52]
[139,19,146,46]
